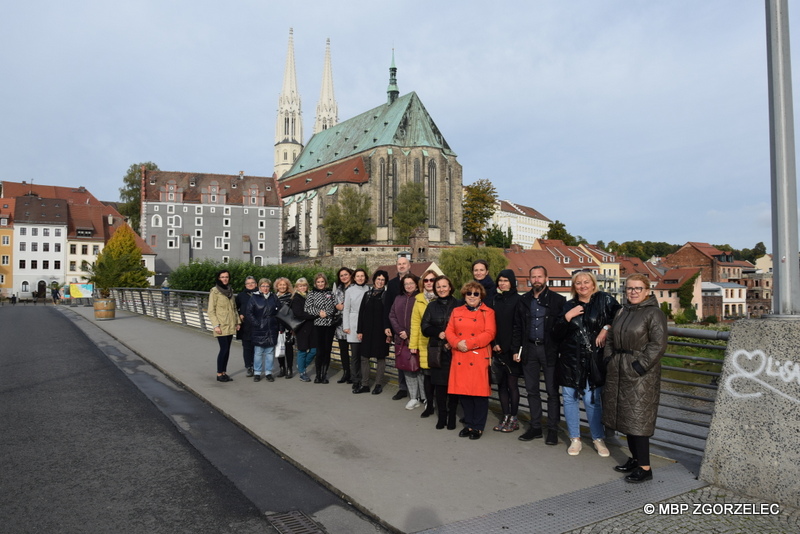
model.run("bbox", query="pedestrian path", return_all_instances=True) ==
[60,305,798,533]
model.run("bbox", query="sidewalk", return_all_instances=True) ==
[60,306,799,533]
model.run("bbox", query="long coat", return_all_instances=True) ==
[342,284,369,344]
[245,292,280,347]
[489,288,522,375]
[421,296,461,386]
[235,288,258,341]
[602,295,667,436]
[207,286,240,337]
[357,288,390,359]
[446,303,496,397]
[290,293,316,352]
[409,293,432,369]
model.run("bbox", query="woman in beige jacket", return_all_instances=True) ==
[208,269,240,382]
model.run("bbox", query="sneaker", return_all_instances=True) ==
[299,373,311,382]
[405,399,422,410]
[593,439,610,457]
[246,367,254,377]
[568,438,582,456]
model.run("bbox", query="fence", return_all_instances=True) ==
[111,288,725,455]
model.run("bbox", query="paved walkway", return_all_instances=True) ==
[59,305,800,533]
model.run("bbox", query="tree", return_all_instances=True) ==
[119,162,159,235]
[462,179,498,244]
[438,246,508,291]
[323,187,375,247]
[84,224,152,296]
[484,224,513,249]
[543,220,579,246]
[393,182,426,245]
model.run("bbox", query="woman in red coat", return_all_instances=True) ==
[446,281,497,440]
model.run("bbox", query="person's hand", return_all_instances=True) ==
[319,310,327,318]
[457,340,468,352]
[596,329,608,348]
[493,344,501,352]
[410,348,417,354]
[384,328,392,337]
[358,333,363,341]
[565,306,584,321]
[214,326,222,335]
[399,330,408,340]
[344,329,350,335]
[336,303,344,311]
[439,332,446,340]
[235,324,240,331]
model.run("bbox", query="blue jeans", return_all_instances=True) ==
[562,384,604,440]
[254,345,275,376]
[297,348,317,374]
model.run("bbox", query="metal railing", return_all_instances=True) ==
[111,288,725,455]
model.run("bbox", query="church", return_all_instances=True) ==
[276,30,464,257]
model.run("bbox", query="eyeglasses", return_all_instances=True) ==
[625,287,646,293]
[465,291,481,297]
[423,278,436,283]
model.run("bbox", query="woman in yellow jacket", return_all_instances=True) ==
[208,269,241,382]
[410,269,438,417]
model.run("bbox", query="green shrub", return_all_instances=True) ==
[703,315,718,324]
[168,259,337,292]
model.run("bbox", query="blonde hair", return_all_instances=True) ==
[274,277,292,294]
[626,273,651,290]
[570,271,598,299]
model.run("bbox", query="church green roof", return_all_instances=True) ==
[282,91,456,179]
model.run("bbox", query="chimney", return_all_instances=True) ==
[239,171,244,180]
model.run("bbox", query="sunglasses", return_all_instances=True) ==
[423,278,436,283]
[465,291,481,297]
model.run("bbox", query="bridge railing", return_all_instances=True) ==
[111,288,724,455]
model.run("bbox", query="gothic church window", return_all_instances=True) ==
[428,161,437,226]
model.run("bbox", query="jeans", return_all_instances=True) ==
[297,348,317,374]
[254,345,275,376]
[562,384,604,440]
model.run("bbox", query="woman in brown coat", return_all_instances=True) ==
[207,269,241,382]
[602,273,667,483]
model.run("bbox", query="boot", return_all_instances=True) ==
[321,365,330,384]
[446,410,457,430]
[494,415,510,432]
[277,357,286,378]
[337,370,351,384]
[420,400,435,418]
[436,409,447,429]
[501,416,520,433]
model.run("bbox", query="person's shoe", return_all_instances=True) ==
[593,439,610,458]
[254,375,262,382]
[447,413,457,430]
[299,373,311,382]
[502,416,519,433]
[625,467,653,483]
[337,371,351,384]
[322,376,329,384]
[266,374,274,382]
[546,429,559,445]
[458,427,472,438]
[469,429,483,440]
[493,415,510,432]
[371,384,383,395]
[277,368,286,378]
[392,390,408,401]
[285,370,294,379]
[614,457,639,473]
[216,374,232,382]
[436,417,446,430]
[405,399,422,410]
[313,375,322,384]
[568,438,582,456]
[354,385,371,394]
[518,427,543,441]
[246,367,254,377]
[420,403,435,418]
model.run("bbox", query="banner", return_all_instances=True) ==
[69,283,93,298]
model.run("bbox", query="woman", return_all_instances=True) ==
[304,273,336,384]
[274,277,295,378]
[292,278,317,382]
[355,270,390,394]
[207,269,240,382]
[343,269,369,392]
[245,278,280,382]
[410,269,438,418]
[333,267,354,384]
[421,275,462,429]
[555,270,621,456]
[489,269,523,433]
[235,276,258,377]
[603,274,667,483]
[472,259,496,306]
[446,281,496,440]
[390,273,424,410]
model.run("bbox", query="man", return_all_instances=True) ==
[511,265,566,445]
[235,276,259,377]
[384,255,411,400]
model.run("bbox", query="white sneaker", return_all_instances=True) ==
[593,439,610,457]
[405,399,421,410]
[568,438,582,456]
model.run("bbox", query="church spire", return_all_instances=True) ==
[275,28,303,178]
[387,49,399,105]
[314,38,338,134]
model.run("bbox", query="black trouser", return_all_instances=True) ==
[350,343,361,383]
[337,338,350,374]
[434,385,459,422]
[241,338,254,369]
[314,325,336,375]
[497,363,520,416]
[216,335,233,373]
[460,395,489,431]
[522,342,559,430]
[627,435,651,467]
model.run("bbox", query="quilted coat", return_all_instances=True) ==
[446,303,496,397]
[602,295,667,436]
[409,292,433,369]
[245,292,280,347]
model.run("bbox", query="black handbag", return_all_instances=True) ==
[277,302,303,331]
[581,328,606,387]
[427,343,442,369]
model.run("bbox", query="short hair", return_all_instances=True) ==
[258,278,272,287]
[433,275,454,296]
[418,269,438,292]
[529,265,548,277]
[373,270,389,283]
[461,281,486,300]
[352,268,368,284]
[401,273,420,294]
[215,269,231,283]
[570,271,598,299]
[626,273,651,290]
[471,259,489,271]
[294,277,309,289]
[244,276,257,285]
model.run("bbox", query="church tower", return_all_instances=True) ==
[313,38,338,134]
[274,28,303,178]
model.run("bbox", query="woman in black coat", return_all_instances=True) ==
[245,278,280,382]
[235,276,258,377]
[420,275,462,429]
[355,270,390,394]
[489,269,523,433]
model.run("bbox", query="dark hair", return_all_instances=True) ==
[215,270,231,285]
[472,259,489,271]
[461,281,486,300]
[401,273,420,294]
[373,269,389,283]
[353,268,368,285]
[337,267,354,281]
[433,275,454,297]
[529,265,548,277]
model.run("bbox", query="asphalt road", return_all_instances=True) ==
[0,305,381,534]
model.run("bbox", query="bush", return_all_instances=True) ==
[703,315,718,324]
[168,259,337,292]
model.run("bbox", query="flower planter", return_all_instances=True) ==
[93,298,116,321]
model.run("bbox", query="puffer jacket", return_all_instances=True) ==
[245,292,280,347]
[555,291,621,389]
[409,292,433,368]
[601,294,667,436]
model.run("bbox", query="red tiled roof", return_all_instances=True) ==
[618,255,663,281]
[685,242,732,260]
[279,156,369,198]
[533,239,599,269]
[0,198,15,220]
[2,181,104,206]
[497,200,551,222]
[654,268,701,290]
[142,170,281,207]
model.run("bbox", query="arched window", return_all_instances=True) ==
[151,214,162,227]
[21,281,29,292]
[428,160,437,226]
[414,159,421,183]
[254,256,263,266]
[391,159,398,213]
[379,158,387,225]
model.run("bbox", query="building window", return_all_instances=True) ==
[251,197,257,204]
[195,206,203,214]
[152,215,162,227]
[19,228,26,236]
[21,281,29,292]
[168,215,182,228]
[70,244,76,254]
[168,192,174,201]
[223,218,230,227]
[1,255,8,265]
[31,243,38,252]
[258,220,265,229]
[54,243,61,253]
[54,261,60,270]
[150,235,156,247]
[31,228,38,236]
[210,208,215,214]
[215,237,224,249]
[222,256,229,263]
[259,208,266,217]
[258,243,265,251]
[167,205,175,214]
[194,229,202,237]
[210,195,217,203]
[258,232,265,240]
[153,205,159,211]
[270,209,275,216]
[69,261,76,271]
[195,217,202,226]
[1,236,8,245]
[43,243,50,252]
[19,260,26,269]
[223,242,230,251]
[167,239,178,249]
[93,245,99,255]
[82,245,88,255]
[254,256,263,266]
[223,231,230,239]
[428,160,437,226]
[193,240,202,249]
[43,228,50,237]
[31,260,37,269]
[43,260,49,269]
[19,242,25,252]
[224,207,231,215]
[0,274,3,284]
[167,228,175,237]
[243,209,249,215]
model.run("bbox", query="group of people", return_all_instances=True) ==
[207,257,667,484]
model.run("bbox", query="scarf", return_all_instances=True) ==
[216,281,233,299]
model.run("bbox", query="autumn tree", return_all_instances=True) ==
[438,246,508,291]
[322,187,375,247]
[393,182,427,245]
[119,162,159,235]
[462,179,498,244]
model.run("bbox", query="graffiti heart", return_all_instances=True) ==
[724,349,800,404]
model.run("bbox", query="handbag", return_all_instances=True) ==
[394,340,420,372]
[276,331,286,357]
[427,343,442,369]
[277,302,303,331]
[580,327,606,387]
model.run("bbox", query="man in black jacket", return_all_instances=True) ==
[511,266,566,445]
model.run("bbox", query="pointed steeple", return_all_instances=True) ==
[275,28,303,178]
[314,38,338,134]
[387,49,399,105]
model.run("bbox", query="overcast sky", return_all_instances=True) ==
[2,1,796,251]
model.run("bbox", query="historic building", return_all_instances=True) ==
[490,200,551,249]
